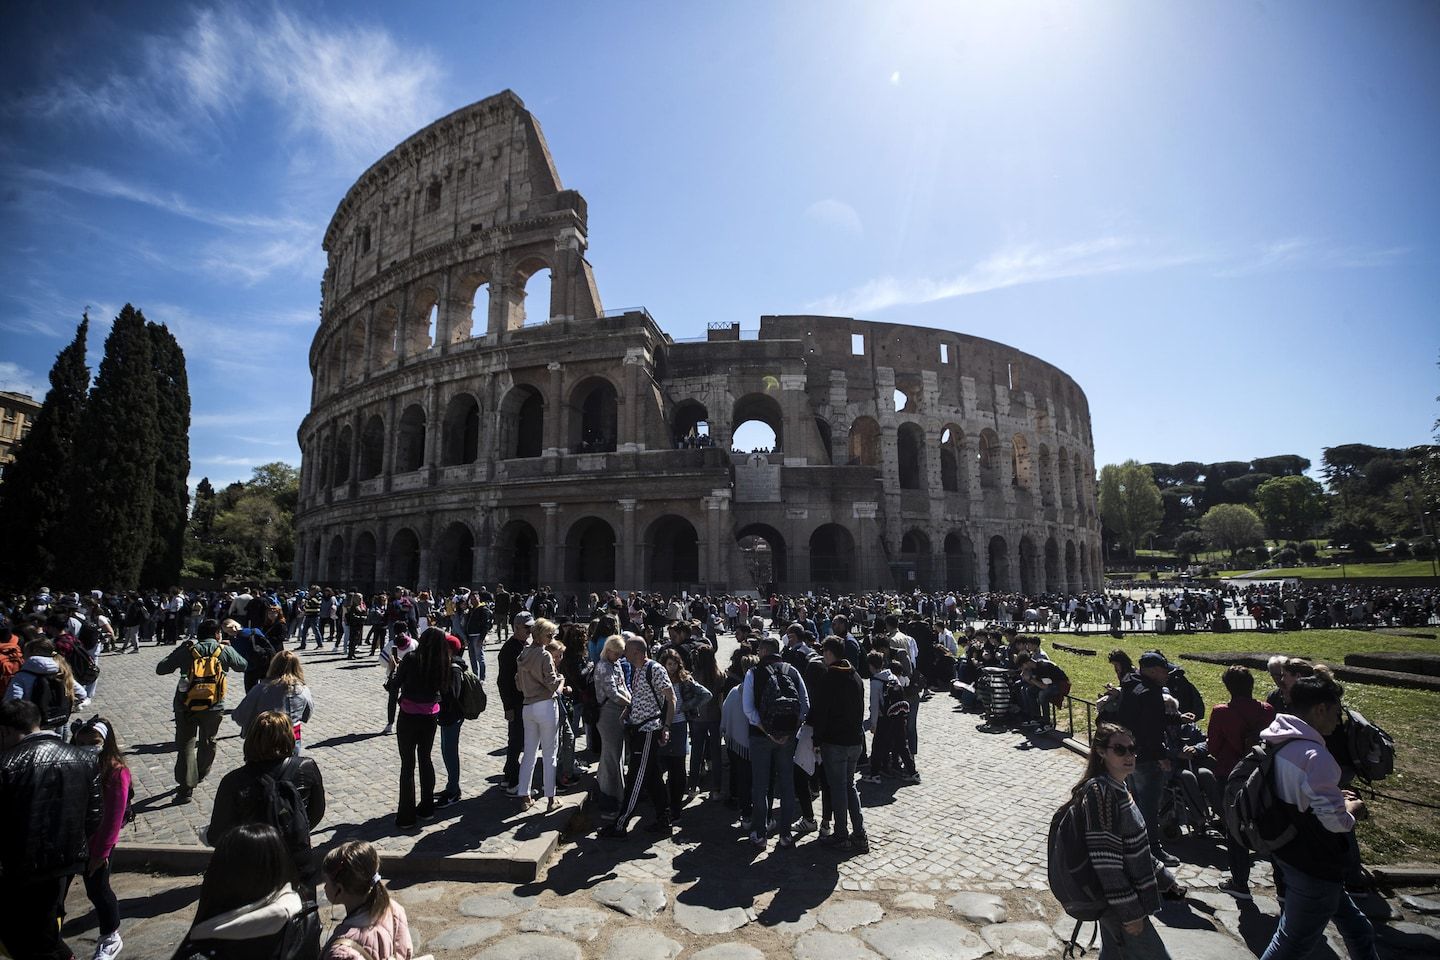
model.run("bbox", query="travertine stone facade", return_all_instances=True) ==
[295,91,1102,595]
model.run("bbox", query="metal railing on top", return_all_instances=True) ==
[1059,693,1099,748]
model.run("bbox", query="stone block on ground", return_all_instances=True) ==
[517,907,609,941]
[979,920,1060,958]
[818,899,885,932]
[793,929,883,960]
[1400,894,1440,915]
[473,932,583,960]
[893,893,936,911]
[602,927,683,960]
[860,917,992,960]
[427,921,503,950]
[1154,925,1258,960]
[459,891,530,919]
[591,879,667,919]
[674,900,753,935]
[946,891,1008,924]
[691,945,766,960]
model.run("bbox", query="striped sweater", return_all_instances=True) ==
[1079,775,1162,924]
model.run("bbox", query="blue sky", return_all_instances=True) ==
[1,0,1436,492]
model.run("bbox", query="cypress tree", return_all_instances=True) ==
[140,322,190,587]
[191,477,217,542]
[0,314,90,588]
[69,305,159,590]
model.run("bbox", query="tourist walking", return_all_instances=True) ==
[156,618,247,802]
[232,651,315,754]
[380,624,418,736]
[70,715,131,960]
[1204,665,1275,899]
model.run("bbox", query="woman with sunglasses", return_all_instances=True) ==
[1070,722,1180,959]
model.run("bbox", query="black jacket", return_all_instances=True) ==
[497,636,523,711]
[809,661,865,747]
[208,756,326,884]
[1114,672,1177,763]
[0,732,102,879]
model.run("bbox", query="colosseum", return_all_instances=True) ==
[294,90,1102,597]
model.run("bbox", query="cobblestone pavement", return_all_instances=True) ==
[57,635,1439,959]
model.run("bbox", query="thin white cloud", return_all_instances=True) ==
[191,409,298,429]
[810,236,1410,315]
[232,435,289,447]
[10,8,445,165]
[0,361,45,399]
[199,455,267,466]
[805,198,864,238]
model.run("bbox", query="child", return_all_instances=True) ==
[72,716,130,960]
[321,841,413,960]
[862,651,917,783]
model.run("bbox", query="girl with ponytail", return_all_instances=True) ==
[320,840,415,960]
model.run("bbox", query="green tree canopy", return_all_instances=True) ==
[0,314,89,588]
[1255,475,1327,541]
[1200,503,1266,559]
[1098,460,1163,559]
[140,322,190,587]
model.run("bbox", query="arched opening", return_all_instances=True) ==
[736,523,786,591]
[497,521,539,590]
[520,263,552,326]
[1064,540,1077,591]
[406,290,438,355]
[940,426,966,496]
[441,394,480,466]
[1038,445,1054,507]
[893,388,912,413]
[899,529,933,588]
[469,281,491,338]
[978,429,1000,491]
[334,425,353,485]
[359,414,385,480]
[566,517,617,587]
[897,422,927,490]
[988,535,1011,591]
[388,528,421,590]
[571,377,619,453]
[732,392,783,452]
[671,400,711,448]
[436,522,474,593]
[810,524,855,587]
[326,534,345,582]
[352,532,377,591]
[647,515,700,591]
[500,384,545,459]
[319,447,332,492]
[1045,537,1060,592]
[396,403,426,473]
[944,532,975,588]
[1012,434,1032,490]
[814,417,834,464]
[1019,535,1038,594]
[848,416,881,466]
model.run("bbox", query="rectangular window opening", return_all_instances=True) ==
[1007,361,1015,390]
[940,343,950,364]
[851,333,865,356]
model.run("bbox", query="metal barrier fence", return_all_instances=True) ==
[1058,694,1099,746]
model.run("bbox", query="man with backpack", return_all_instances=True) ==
[156,618,248,803]
[599,635,676,839]
[1255,676,1379,960]
[1113,650,1188,867]
[741,634,810,849]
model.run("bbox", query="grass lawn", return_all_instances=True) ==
[1218,560,1439,579]
[1039,628,1440,866]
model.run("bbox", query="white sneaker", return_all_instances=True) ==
[93,931,123,960]
[793,817,818,837]
[382,723,394,735]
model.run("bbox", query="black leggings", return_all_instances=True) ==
[84,861,120,936]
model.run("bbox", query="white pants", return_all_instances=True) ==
[518,699,560,799]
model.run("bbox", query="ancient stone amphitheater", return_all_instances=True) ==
[294,91,1101,597]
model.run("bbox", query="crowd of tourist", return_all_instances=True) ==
[0,578,1418,959]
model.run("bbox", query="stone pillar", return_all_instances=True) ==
[780,373,810,465]
[382,396,397,492]
[541,503,561,586]
[618,499,638,589]
[418,515,436,592]
[975,533,991,592]
[348,411,363,497]
[620,347,647,452]
[850,501,878,587]
[423,384,440,482]
[544,362,565,457]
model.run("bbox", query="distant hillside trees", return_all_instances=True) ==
[183,463,299,583]
[1098,460,1163,560]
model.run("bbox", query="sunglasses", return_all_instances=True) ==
[1106,743,1136,756]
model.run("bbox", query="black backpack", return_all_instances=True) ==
[24,667,72,728]
[756,661,802,736]
[235,759,313,873]
[1222,743,1298,855]
[1048,786,1108,957]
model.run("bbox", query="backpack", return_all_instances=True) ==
[1047,790,1108,921]
[0,640,24,690]
[756,661,802,736]
[1345,708,1395,782]
[881,675,911,716]
[183,645,227,713]
[1222,743,1298,855]
[55,633,100,685]
[237,757,313,868]
[24,666,72,728]
[241,628,277,666]
[459,668,488,720]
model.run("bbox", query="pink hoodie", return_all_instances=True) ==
[1260,712,1354,833]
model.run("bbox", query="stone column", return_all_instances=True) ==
[780,373,810,465]
[348,411,363,497]
[974,533,991,592]
[541,503,561,586]
[544,361,565,457]
[618,499,638,589]
[423,384,440,482]
[853,501,880,588]
[382,396,397,492]
[620,347,646,452]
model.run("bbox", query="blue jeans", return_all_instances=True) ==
[466,633,486,680]
[1128,760,1166,852]
[298,615,320,647]
[820,743,865,840]
[439,720,462,794]
[1260,861,1378,960]
[749,731,797,838]
[1098,915,1172,959]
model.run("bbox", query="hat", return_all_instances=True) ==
[445,633,463,654]
[512,611,535,627]
[1139,650,1172,670]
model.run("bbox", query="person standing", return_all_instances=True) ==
[71,716,130,960]
[1113,650,1185,867]
[1205,665,1275,899]
[436,633,472,808]
[156,618,248,803]
[1258,676,1379,960]
[462,593,494,681]
[514,618,565,811]
[743,635,810,849]
[593,635,630,815]
[0,699,102,960]
[600,635,676,838]
[497,611,532,791]
[811,636,868,853]
[388,628,448,830]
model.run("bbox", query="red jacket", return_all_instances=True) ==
[1206,698,1275,780]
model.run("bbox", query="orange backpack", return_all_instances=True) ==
[0,638,23,691]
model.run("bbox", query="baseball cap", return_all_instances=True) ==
[513,611,535,627]
[445,633,464,654]
[1139,650,1172,670]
